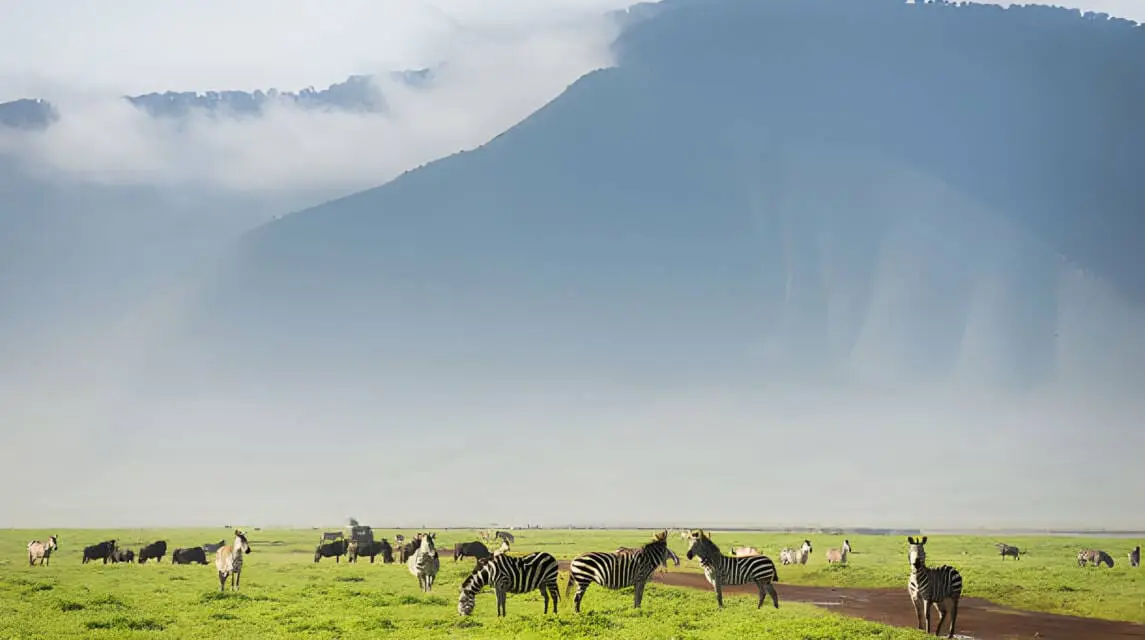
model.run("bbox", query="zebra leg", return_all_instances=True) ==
[946,598,959,639]
[495,585,507,616]
[924,599,934,634]
[549,584,560,614]
[911,596,925,630]
[218,571,226,592]
[935,601,949,637]
[715,582,724,608]
[633,580,646,608]
[765,581,779,608]
[573,582,589,613]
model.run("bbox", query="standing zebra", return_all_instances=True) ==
[780,540,813,565]
[408,533,440,592]
[826,540,851,564]
[566,530,670,612]
[1130,546,1140,568]
[457,552,560,617]
[216,529,253,592]
[906,536,962,638]
[686,529,779,609]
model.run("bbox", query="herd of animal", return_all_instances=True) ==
[22,529,1143,638]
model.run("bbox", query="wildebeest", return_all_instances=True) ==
[454,541,492,562]
[314,539,348,563]
[216,529,252,592]
[138,540,168,564]
[27,536,58,566]
[82,540,117,564]
[173,547,209,565]
[348,539,393,564]
[397,538,422,564]
[111,549,135,563]
[1078,549,1115,568]
[202,539,226,554]
[995,542,1022,560]
[1130,546,1140,568]
[826,540,851,564]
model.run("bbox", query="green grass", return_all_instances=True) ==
[1,529,1141,638]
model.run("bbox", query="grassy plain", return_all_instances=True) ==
[0,528,1141,639]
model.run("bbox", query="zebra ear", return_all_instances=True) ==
[920,536,927,545]
[907,537,915,544]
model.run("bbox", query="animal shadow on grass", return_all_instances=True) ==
[84,617,166,632]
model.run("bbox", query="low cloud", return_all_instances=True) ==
[0,14,620,193]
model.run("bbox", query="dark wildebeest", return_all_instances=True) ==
[314,539,348,563]
[82,540,117,564]
[995,543,1022,560]
[1078,549,1115,568]
[111,549,135,563]
[1130,546,1140,568]
[138,540,168,564]
[348,539,392,564]
[454,541,492,562]
[202,539,226,554]
[172,547,209,565]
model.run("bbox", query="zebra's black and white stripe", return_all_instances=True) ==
[686,530,779,609]
[457,552,559,617]
[907,536,962,638]
[995,542,1021,560]
[1130,546,1140,568]
[565,530,670,612]
[408,533,440,592]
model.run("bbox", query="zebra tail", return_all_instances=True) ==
[564,570,575,599]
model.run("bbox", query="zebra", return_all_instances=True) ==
[408,533,440,592]
[906,536,962,638]
[995,542,1022,560]
[566,530,670,612]
[1130,546,1140,568]
[494,539,511,556]
[27,536,58,566]
[780,540,813,565]
[686,529,779,609]
[1077,549,1115,568]
[457,552,560,617]
[826,540,851,564]
[216,529,253,592]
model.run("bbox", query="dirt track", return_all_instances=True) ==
[527,555,1143,640]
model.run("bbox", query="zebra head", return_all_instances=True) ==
[419,532,437,554]
[801,539,812,554]
[457,561,489,616]
[842,539,851,553]
[906,536,927,568]
[47,535,59,551]
[234,530,252,554]
[686,529,716,560]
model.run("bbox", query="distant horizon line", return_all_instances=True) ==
[4,524,1142,537]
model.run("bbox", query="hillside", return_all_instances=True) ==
[166,0,1145,398]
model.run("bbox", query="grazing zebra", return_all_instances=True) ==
[1130,546,1140,568]
[457,552,560,617]
[27,536,58,566]
[495,530,515,545]
[780,540,813,565]
[408,533,440,592]
[1077,549,1115,568]
[995,542,1022,560]
[906,536,962,638]
[686,529,779,609]
[216,529,253,592]
[826,540,851,564]
[566,530,670,612]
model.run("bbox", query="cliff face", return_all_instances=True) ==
[165,0,1145,399]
